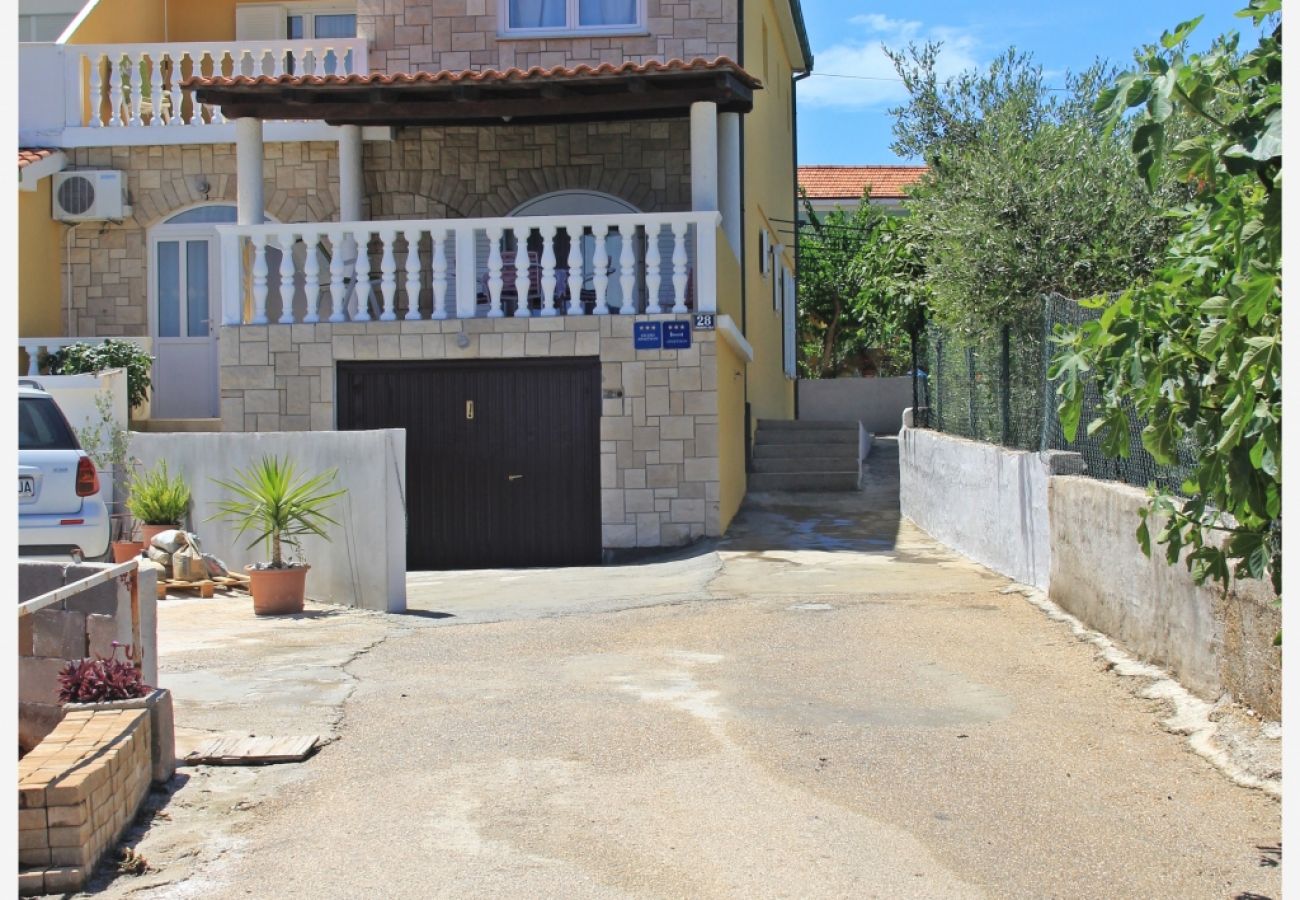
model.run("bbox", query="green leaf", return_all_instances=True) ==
[1161,15,1204,48]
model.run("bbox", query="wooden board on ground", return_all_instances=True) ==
[184,735,320,766]
[158,573,251,599]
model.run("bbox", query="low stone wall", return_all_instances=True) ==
[797,376,914,435]
[898,420,1282,719]
[18,562,159,754]
[130,429,407,613]
[18,708,153,896]
[218,314,723,549]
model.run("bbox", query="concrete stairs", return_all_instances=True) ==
[749,420,863,492]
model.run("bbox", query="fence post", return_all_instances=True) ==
[910,326,919,422]
[1000,323,1012,446]
[935,335,944,431]
[966,346,977,440]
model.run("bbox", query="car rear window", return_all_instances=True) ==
[18,396,79,450]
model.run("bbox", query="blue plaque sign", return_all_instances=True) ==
[633,321,663,350]
[663,321,692,349]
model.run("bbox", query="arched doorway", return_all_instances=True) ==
[148,204,275,418]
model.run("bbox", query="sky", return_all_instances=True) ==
[796,1,1257,165]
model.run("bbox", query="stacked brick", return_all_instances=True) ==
[18,709,153,896]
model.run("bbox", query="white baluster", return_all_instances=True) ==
[272,46,285,78]
[404,229,423,320]
[302,230,322,323]
[379,229,398,321]
[108,54,125,126]
[671,221,689,313]
[592,225,610,315]
[304,47,318,77]
[645,224,662,312]
[250,237,269,325]
[126,51,144,127]
[189,53,206,127]
[26,345,39,376]
[513,226,531,318]
[328,232,348,323]
[149,54,164,126]
[619,228,637,315]
[539,225,558,316]
[566,228,584,316]
[277,232,297,324]
[351,230,372,321]
[486,226,505,318]
[208,53,226,123]
[431,231,449,320]
[168,53,183,125]
[88,54,105,128]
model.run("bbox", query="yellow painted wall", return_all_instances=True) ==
[740,0,798,429]
[64,0,167,43]
[714,224,747,529]
[19,183,65,339]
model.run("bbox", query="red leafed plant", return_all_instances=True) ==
[57,644,150,704]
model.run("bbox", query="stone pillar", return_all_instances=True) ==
[718,111,741,255]
[338,124,363,222]
[235,117,264,225]
[690,101,718,212]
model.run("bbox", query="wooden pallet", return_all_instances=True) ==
[184,734,320,766]
[157,573,251,599]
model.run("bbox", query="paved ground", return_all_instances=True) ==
[84,440,1281,899]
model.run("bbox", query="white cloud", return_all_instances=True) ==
[800,14,983,110]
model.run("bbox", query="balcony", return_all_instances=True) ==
[217,211,721,326]
[20,38,371,148]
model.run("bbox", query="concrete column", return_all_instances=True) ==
[718,111,741,255]
[338,124,364,222]
[235,117,264,225]
[690,101,718,211]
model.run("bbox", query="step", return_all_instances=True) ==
[758,419,860,432]
[753,455,862,474]
[748,471,861,492]
[754,429,859,445]
[130,418,223,433]
[753,442,860,459]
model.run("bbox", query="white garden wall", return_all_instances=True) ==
[25,369,129,515]
[797,376,914,434]
[129,429,407,613]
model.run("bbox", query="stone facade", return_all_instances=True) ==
[219,314,721,547]
[358,0,738,74]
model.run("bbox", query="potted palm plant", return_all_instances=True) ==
[126,460,192,548]
[209,455,345,616]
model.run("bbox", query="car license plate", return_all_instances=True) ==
[18,476,35,501]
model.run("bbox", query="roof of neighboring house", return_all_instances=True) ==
[185,57,762,90]
[798,165,929,200]
[18,148,57,170]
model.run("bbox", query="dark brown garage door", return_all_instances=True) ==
[337,358,601,570]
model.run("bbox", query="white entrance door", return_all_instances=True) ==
[149,206,242,419]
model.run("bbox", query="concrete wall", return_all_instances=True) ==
[129,429,407,612]
[18,561,160,753]
[798,376,913,434]
[27,369,130,513]
[898,420,1281,720]
[899,424,1058,590]
[1048,476,1281,720]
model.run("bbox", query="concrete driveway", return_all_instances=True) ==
[86,440,1280,899]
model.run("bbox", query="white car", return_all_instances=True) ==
[18,384,110,560]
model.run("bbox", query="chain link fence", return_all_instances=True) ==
[912,293,1193,492]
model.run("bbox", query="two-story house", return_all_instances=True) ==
[17,0,811,568]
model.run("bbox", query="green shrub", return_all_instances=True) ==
[47,340,153,411]
[126,460,191,526]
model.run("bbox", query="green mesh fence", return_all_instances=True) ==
[912,294,1193,493]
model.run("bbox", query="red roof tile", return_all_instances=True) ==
[798,165,929,200]
[184,56,761,90]
[18,148,57,170]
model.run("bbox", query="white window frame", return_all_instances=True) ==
[237,2,357,40]
[782,264,797,379]
[497,0,648,39]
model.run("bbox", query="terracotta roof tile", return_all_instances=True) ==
[184,56,761,90]
[18,148,57,170]
[798,165,929,200]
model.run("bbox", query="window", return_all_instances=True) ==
[287,11,357,39]
[502,0,643,36]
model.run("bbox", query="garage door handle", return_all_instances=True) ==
[508,474,524,481]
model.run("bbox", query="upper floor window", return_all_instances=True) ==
[287,11,357,39]
[502,0,644,36]
[236,4,357,41]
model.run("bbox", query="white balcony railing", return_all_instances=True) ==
[19,337,153,377]
[217,212,721,326]
[64,39,366,129]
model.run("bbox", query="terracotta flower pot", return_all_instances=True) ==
[138,523,177,548]
[112,540,145,563]
[246,564,309,616]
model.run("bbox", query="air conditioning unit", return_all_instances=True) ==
[52,171,128,222]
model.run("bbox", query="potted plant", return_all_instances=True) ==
[209,455,345,616]
[126,460,192,548]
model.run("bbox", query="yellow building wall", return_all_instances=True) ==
[740,0,797,429]
[19,183,65,339]
[64,0,167,43]
[714,224,747,529]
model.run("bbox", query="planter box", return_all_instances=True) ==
[66,687,176,785]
